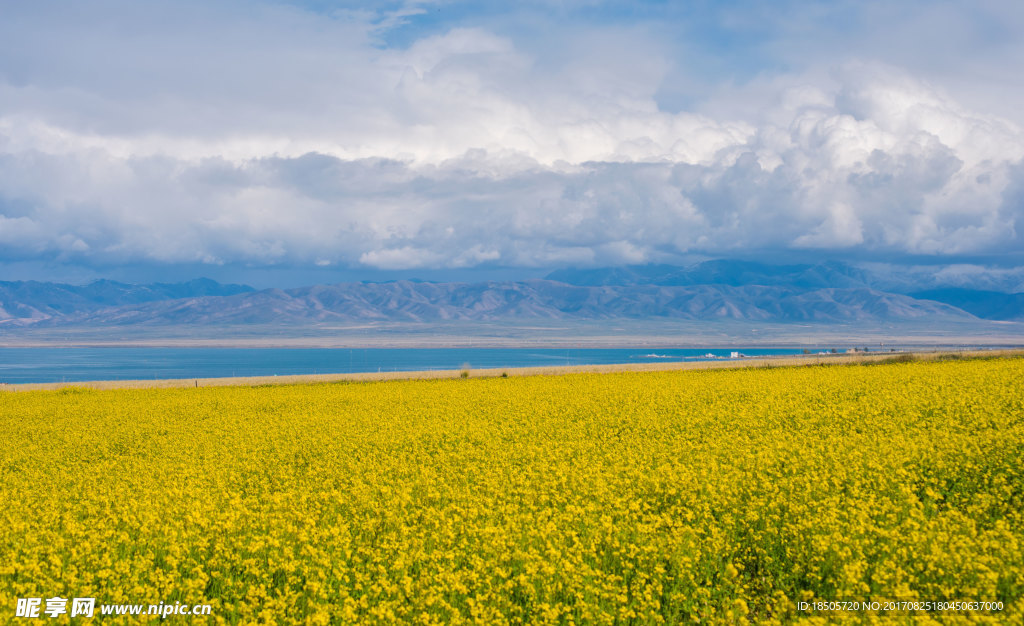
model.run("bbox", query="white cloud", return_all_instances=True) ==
[359,246,445,269]
[792,202,864,249]
[1,1,1023,275]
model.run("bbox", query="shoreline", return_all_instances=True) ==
[3,348,1021,392]
[3,334,1023,351]
[4,320,1024,350]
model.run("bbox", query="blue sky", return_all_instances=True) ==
[1,0,1023,287]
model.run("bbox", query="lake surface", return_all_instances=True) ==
[0,346,825,384]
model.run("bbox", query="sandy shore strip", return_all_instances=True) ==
[3,348,1022,392]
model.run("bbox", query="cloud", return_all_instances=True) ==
[1,1,1023,277]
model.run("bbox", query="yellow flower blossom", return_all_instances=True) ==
[1,357,1022,623]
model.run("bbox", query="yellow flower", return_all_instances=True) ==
[1,357,1022,623]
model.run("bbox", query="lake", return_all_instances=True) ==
[0,346,826,384]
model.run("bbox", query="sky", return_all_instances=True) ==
[1,0,1023,287]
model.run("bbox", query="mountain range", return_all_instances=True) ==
[0,278,253,324]
[1,261,1022,328]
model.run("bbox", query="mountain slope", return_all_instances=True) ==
[2,266,1007,329]
[546,261,1024,320]
[0,278,254,324]
[546,260,877,290]
[909,289,1024,321]
[8,280,973,327]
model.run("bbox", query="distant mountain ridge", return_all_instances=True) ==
[1,261,1022,328]
[20,282,970,325]
[0,278,254,324]
[908,289,1024,321]
[545,261,1024,320]
[545,260,872,290]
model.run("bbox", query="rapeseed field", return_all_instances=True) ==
[2,358,1022,624]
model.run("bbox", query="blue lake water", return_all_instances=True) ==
[0,347,826,384]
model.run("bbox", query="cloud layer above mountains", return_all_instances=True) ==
[2,0,1023,278]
